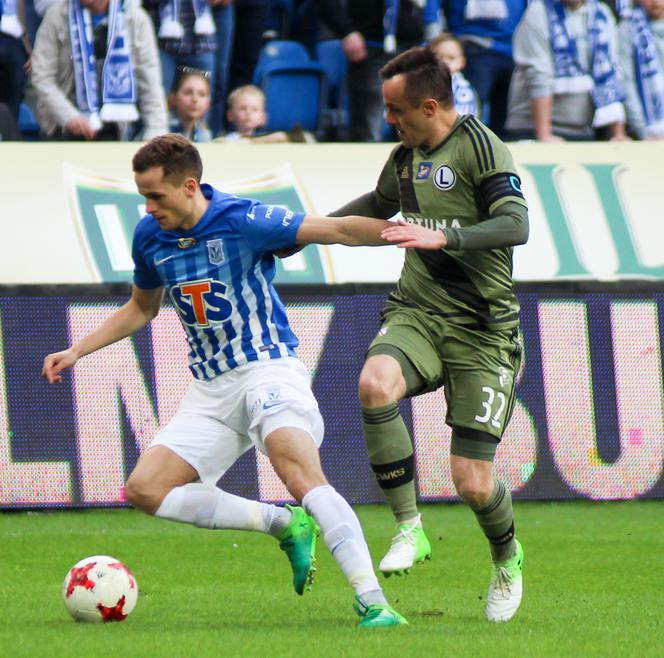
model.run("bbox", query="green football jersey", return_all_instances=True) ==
[376,115,527,331]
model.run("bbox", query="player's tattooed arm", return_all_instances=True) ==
[42,285,164,383]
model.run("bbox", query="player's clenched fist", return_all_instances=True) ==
[42,349,79,383]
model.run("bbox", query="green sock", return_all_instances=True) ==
[362,403,417,523]
[472,479,516,562]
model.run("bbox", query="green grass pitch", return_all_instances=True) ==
[1,501,662,658]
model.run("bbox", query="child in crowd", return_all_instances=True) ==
[430,33,480,117]
[169,67,212,142]
[223,84,268,140]
[217,83,315,143]
[618,0,664,139]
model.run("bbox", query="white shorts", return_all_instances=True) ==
[149,357,324,485]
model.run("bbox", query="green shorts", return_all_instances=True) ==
[368,307,522,460]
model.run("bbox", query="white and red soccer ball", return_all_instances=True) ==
[62,555,138,622]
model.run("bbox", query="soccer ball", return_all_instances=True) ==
[62,555,138,622]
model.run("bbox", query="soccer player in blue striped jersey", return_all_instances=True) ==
[42,134,415,628]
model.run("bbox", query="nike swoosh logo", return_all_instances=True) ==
[262,400,288,410]
[154,255,176,266]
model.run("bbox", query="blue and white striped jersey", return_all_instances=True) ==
[132,184,305,380]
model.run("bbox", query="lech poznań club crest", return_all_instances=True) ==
[207,238,225,265]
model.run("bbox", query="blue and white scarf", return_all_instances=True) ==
[383,0,441,53]
[464,0,508,22]
[452,72,478,116]
[545,0,625,127]
[69,0,138,130]
[0,0,23,38]
[159,0,215,39]
[629,6,664,137]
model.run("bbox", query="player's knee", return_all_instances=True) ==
[124,475,163,515]
[453,473,492,508]
[283,467,327,503]
[358,369,396,407]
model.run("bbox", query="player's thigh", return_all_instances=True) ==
[368,309,444,397]
[442,326,522,440]
[150,378,253,486]
[244,357,324,455]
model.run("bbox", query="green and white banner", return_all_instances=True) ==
[66,164,327,284]
[2,142,663,283]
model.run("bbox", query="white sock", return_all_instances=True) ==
[302,485,385,602]
[155,483,287,535]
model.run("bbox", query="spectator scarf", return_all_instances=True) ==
[69,0,138,129]
[545,0,625,127]
[452,72,478,115]
[629,6,664,137]
[0,0,23,38]
[464,0,508,21]
[383,0,441,53]
[159,0,215,39]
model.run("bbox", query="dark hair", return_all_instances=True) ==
[379,45,454,109]
[132,134,203,183]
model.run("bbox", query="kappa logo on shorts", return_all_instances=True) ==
[499,367,509,387]
[378,326,388,336]
[433,165,456,191]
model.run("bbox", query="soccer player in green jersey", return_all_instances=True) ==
[331,45,529,622]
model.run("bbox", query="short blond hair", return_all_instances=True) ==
[227,84,266,110]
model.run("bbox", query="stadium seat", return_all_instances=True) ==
[315,40,349,137]
[260,61,327,132]
[316,40,347,98]
[18,103,41,140]
[252,40,310,86]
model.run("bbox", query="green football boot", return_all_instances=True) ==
[354,596,408,629]
[278,504,319,595]
[379,514,431,577]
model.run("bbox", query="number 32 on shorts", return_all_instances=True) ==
[474,386,506,429]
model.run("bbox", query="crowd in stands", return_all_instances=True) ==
[1,0,663,142]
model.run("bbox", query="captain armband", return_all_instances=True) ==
[479,173,525,208]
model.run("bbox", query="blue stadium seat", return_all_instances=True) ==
[18,103,41,140]
[260,61,327,132]
[316,40,347,98]
[252,40,310,86]
[315,39,349,136]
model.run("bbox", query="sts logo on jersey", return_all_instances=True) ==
[170,279,234,327]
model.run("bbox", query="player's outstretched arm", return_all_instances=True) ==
[42,285,164,383]
[295,214,389,246]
